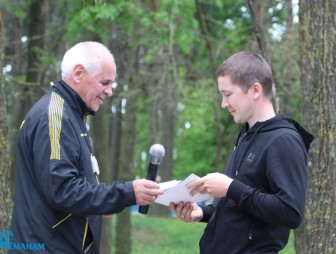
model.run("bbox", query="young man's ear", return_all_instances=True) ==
[251,83,262,99]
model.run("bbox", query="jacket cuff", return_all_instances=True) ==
[200,205,215,223]
[226,179,246,203]
[124,181,137,206]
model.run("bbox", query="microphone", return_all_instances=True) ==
[138,144,165,214]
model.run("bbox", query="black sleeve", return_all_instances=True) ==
[227,133,308,229]
[33,114,136,215]
[200,204,216,223]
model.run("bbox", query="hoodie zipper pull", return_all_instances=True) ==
[235,132,247,178]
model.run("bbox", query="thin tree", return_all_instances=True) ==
[295,0,336,253]
[91,101,113,254]
[115,70,138,254]
[194,0,225,172]
[8,0,46,202]
[113,27,142,254]
[0,8,12,254]
[247,0,280,113]
[16,0,45,123]
[148,1,178,217]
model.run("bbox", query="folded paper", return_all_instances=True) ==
[155,173,212,206]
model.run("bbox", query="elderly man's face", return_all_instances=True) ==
[77,57,116,112]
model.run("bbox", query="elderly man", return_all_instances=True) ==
[10,41,162,253]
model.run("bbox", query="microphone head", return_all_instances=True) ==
[149,144,165,165]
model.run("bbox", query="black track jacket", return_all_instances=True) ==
[199,115,314,254]
[10,80,136,253]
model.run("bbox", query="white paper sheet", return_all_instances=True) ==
[155,173,212,206]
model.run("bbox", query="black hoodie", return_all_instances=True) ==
[199,115,314,254]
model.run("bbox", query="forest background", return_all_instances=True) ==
[0,0,335,254]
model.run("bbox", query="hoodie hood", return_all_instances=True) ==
[245,114,314,151]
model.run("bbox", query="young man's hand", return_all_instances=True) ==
[187,173,233,198]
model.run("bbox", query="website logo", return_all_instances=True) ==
[0,230,45,251]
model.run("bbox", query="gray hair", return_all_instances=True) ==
[61,41,114,79]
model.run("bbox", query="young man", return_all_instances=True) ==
[10,41,163,254]
[170,52,314,253]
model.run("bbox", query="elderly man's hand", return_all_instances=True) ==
[133,179,163,206]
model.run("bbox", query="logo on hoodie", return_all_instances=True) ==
[246,152,256,163]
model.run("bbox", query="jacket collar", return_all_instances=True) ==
[53,80,95,119]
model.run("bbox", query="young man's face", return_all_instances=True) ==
[218,76,254,124]
[77,57,116,112]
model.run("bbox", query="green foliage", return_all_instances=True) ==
[3,0,304,251]
[196,0,253,57]
[65,1,128,43]
[119,0,295,181]
[173,79,218,178]
[2,0,302,188]
[1,0,32,18]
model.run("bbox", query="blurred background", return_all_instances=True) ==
[0,1,328,253]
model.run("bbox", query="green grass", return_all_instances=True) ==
[128,214,296,254]
[131,214,204,253]
[280,232,296,254]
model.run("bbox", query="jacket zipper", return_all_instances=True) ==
[82,218,89,252]
[51,176,87,229]
[52,213,72,229]
[249,224,253,240]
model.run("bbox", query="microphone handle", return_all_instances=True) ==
[138,163,159,214]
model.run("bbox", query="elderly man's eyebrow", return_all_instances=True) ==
[100,79,114,86]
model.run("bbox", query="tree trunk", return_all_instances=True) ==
[0,10,12,254]
[91,102,113,254]
[194,0,224,172]
[296,0,336,253]
[10,0,45,200]
[247,0,280,113]
[115,93,137,254]
[145,49,169,217]
[20,0,45,114]
[282,0,294,114]
[153,11,179,216]
[110,101,122,182]
[145,34,177,217]
[115,45,139,254]
[9,16,24,198]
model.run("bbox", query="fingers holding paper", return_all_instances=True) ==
[170,202,203,223]
[187,173,233,198]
